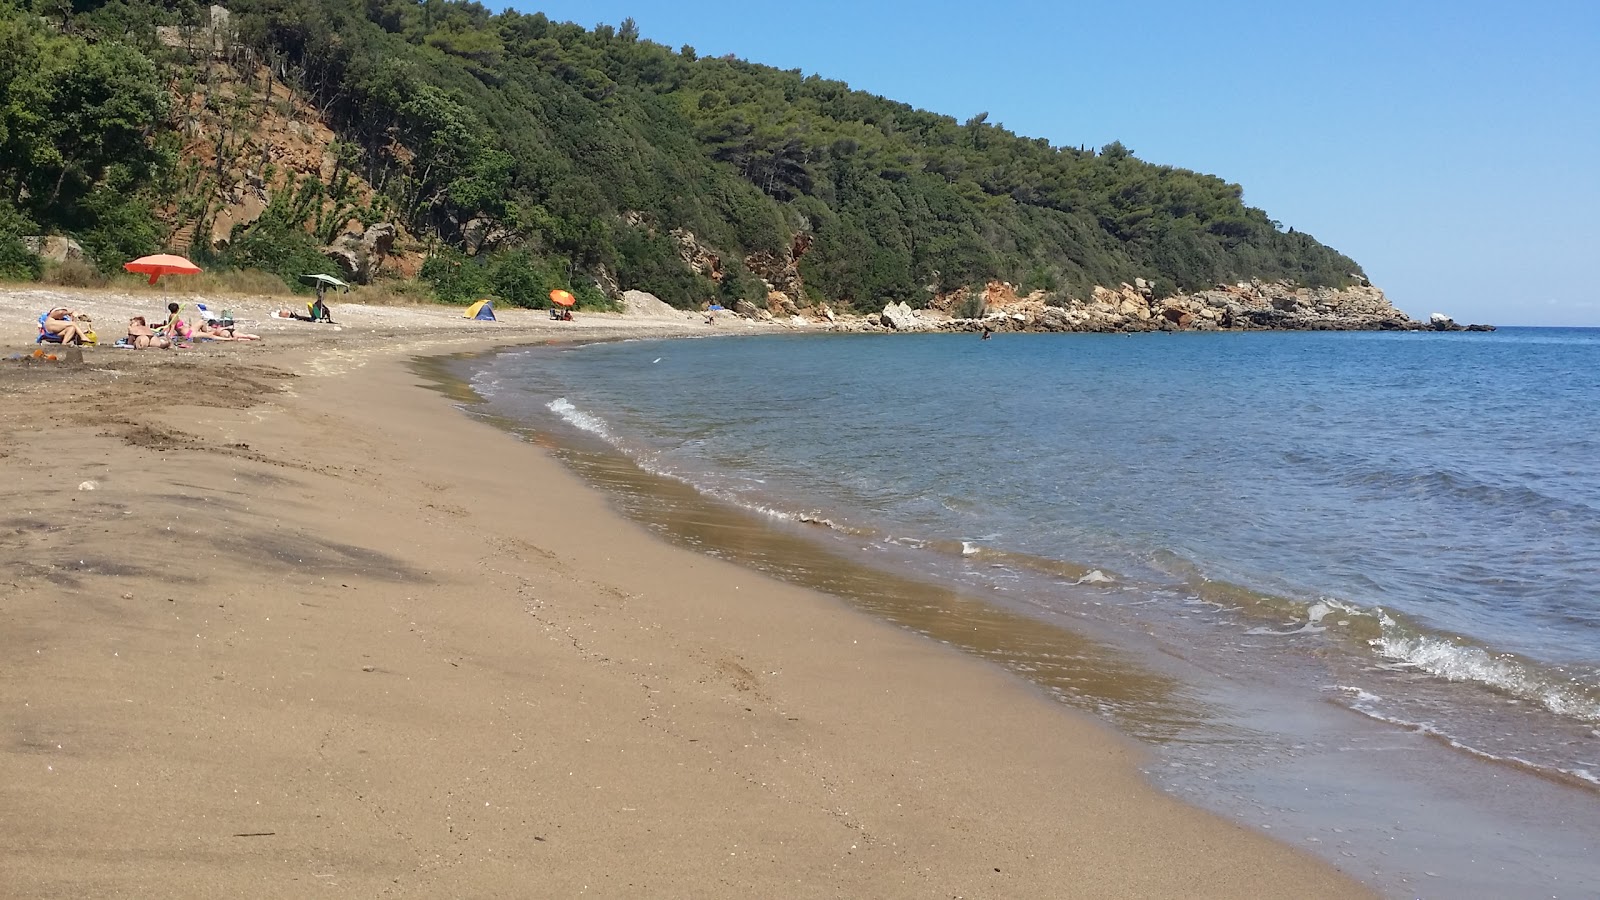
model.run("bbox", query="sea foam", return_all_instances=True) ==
[1372,633,1600,723]
[546,398,613,439]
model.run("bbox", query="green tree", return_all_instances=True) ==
[0,203,40,280]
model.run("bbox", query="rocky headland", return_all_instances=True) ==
[857,279,1494,335]
[632,226,1492,335]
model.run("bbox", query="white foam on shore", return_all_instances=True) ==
[540,403,868,536]
[469,373,502,400]
[1330,687,1600,788]
[1245,597,1379,636]
[546,397,613,440]
[1330,684,1385,706]
[625,457,817,528]
[1306,601,1338,623]
[720,495,801,522]
[1372,634,1600,724]
[1246,621,1326,636]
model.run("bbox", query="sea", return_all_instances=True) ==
[445,327,1600,898]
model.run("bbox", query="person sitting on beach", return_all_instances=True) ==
[309,294,334,323]
[39,307,91,345]
[126,316,171,350]
[159,302,193,341]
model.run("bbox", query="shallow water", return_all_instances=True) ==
[442,328,1600,897]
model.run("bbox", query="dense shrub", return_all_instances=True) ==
[0,206,41,281]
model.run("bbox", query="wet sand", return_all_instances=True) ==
[0,288,1369,897]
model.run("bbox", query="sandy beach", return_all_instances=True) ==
[0,288,1369,897]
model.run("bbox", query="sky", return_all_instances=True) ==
[512,0,1599,326]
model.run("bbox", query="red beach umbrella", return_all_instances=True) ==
[124,254,201,286]
[550,289,576,307]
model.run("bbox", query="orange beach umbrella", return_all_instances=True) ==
[550,289,576,307]
[124,254,201,285]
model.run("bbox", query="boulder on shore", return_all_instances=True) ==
[322,222,398,284]
[21,236,87,265]
[879,301,924,331]
[619,289,680,318]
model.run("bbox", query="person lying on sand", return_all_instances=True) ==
[195,320,260,341]
[40,307,91,345]
[272,308,315,322]
[196,308,260,341]
[126,316,171,350]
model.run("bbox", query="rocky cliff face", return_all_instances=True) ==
[746,233,812,314]
[641,226,1443,334]
[161,44,421,281]
[848,278,1448,334]
[1065,278,1420,332]
[663,225,812,317]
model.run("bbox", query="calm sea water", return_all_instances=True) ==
[459,328,1600,894]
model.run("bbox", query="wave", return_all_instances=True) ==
[544,399,883,537]
[1349,467,1600,517]
[1179,579,1391,641]
[1372,633,1600,723]
[1216,582,1600,725]
[544,389,1600,741]
[1281,447,1600,520]
[546,397,614,440]
[1329,686,1600,790]
[468,373,503,400]
[927,541,1112,584]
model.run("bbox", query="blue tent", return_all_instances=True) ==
[464,299,497,321]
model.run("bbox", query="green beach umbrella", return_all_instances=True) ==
[299,273,350,291]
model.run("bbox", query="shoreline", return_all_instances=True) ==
[0,294,1369,896]
[443,333,1600,899]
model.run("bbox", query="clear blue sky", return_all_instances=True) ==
[513,0,1599,326]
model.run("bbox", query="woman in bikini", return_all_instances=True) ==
[159,302,194,342]
[126,316,171,349]
[196,319,261,341]
[189,305,258,340]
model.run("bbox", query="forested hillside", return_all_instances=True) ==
[0,0,1364,309]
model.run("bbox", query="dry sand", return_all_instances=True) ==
[0,287,1370,897]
